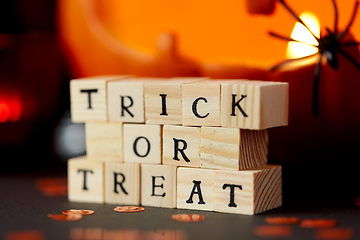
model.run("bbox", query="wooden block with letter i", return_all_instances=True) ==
[177,167,214,211]
[214,165,282,215]
[85,121,123,162]
[70,75,129,122]
[201,127,268,170]
[105,162,140,205]
[141,164,177,208]
[68,156,104,203]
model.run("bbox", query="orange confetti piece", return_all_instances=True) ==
[265,217,300,225]
[48,214,82,221]
[113,206,145,213]
[4,230,46,240]
[253,225,293,238]
[315,228,355,240]
[171,214,205,222]
[62,209,95,215]
[300,219,337,229]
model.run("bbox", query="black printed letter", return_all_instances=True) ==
[113,172,128,195]
[133,136,151,157]
[231,94,248,117]
[192,97,209,118]
[121,96,134,117]
[80,89,98,109]
[186,180,206,204]
[159,94,168,116]
[173,138,190,162]
[223,184,242,207]
[78,169,94,190]
[151,176,166,197]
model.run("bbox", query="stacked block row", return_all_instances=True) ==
[68,76,288,215]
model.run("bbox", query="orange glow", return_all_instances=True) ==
[0,103,10,123]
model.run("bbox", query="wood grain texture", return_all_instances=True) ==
[214,165,282,215]
[123,124,162,164]
[85,122,123,162]
[70,75,128,123]
[104,162,140,205]
[177,167,214,211]
[200,127,268,170]
[163,125,201,168]
[141,164,177,208]
[68,156,104,203]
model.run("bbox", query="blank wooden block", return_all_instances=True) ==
[201,127,268,170]
[144,78,207,125]
[86,122,123,162]
[214,165,282,215]
[141,164,177,208]
[177,167,214,211]
[105,162,140,205]
[123,124,162,164]
[221,80,289,129]
[68,156,104,203]
[70,75,128,123]
[162,125,201,168]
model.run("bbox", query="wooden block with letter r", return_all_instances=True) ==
[68,156,104,203]
[70,75,129,123]
[201,127,268,170]
[214,165,282,215]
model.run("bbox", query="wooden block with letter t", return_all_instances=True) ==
[141,164,177,208]
[70,75,129,123]
[177,167,214,211]
[201,127,268,170]
[104,162,140,205]
[221,80,289,129]
[214,165,282,215]
[68,156,104,203]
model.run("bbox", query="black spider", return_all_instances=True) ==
[269,0,360,116]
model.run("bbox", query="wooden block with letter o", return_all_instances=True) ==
[177,167,214,211]
[68,156,104,203]
[105,162,140,205]
[214,164,282,215]
[201,127,268,170]
[141,164,177,208]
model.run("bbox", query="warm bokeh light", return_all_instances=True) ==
[286,12,320,59]
[0,103,10,123]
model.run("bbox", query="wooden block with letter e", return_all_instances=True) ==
[144,77,207,125]
[104,162,140,205]
[85,121,123,162]
[201,127,268,170]
[214,165,282,215]
[162,125,201,168]
[123,124,162,164]
[70,75,129,122]
[68,156,104,203]
[221,80,289,129]
[141,164,177,208]
[177,167,214,211]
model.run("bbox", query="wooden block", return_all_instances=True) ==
[221,80,289,129]
[68,156,104,203]
[214,165,282,215]
[201,127,268,170]
[144,77,207,125]
[141,164,177,208]
[177,167,214,211]
[123,124,162,164]
[70,75,128,123]
[162,125,201,168]
[85,121,123,162]
[104,162,140,205]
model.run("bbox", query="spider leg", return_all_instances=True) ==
[269,31,318,46]
[338,1,359,40]
[313,53,323,117]
[279,0,320,43]
[331,0,339,34]
[270,54,317,71]
[338,48,360,71]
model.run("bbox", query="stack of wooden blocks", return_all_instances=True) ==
[68,76,289,215]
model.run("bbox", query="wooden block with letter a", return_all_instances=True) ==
[214,165,282,215]
[68,156,104,203]
[123,124,162,164]
[85,121,123,162]
[141,164,177,208]
[221,80,289,129]
[177,167,214,211]
[201,127,268,170]
[104,162,140,205]
[70,75,128,123]
[162,125,201,168]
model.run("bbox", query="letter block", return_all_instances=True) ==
[141,164,177,208]
[70,75,128,122]
[68,156,104,203]
[177,167,214,211]
[123,124,162,164]
[85,122,123,162]
[105,162,140,205]
[221,80,289,129]
[162,125,201,168]
[201,127,268,170]
[214,165,282,215]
